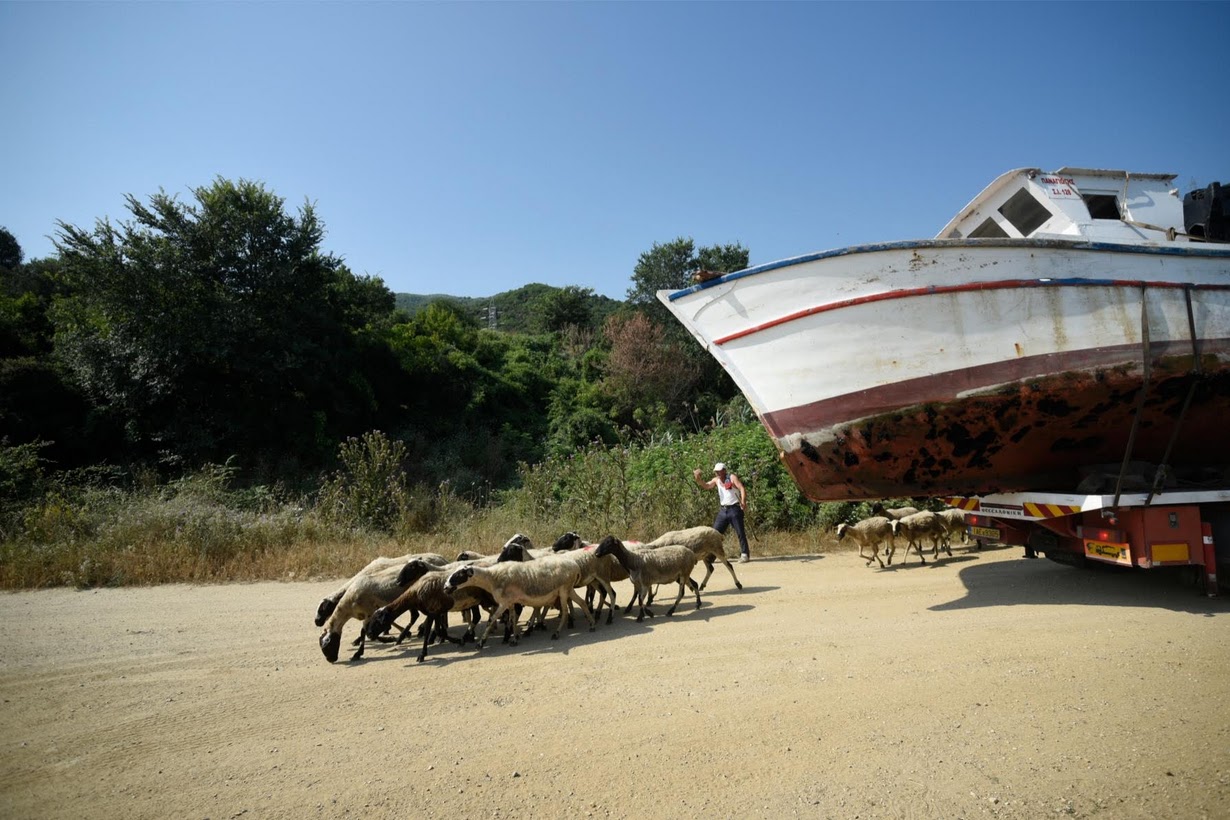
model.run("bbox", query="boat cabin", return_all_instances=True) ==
[938,167,1196,244]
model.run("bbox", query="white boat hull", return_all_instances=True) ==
[660,239,1230,500]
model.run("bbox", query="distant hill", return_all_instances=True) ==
[395,284,623,333]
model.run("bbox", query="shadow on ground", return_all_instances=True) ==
[930,551,1229,616]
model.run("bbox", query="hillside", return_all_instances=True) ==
[394,283,623,333]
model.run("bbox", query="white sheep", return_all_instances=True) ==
[314,551,448,628]
[936,508,970,548]
[889,511,948,564]
[594,535,702,622]
[443,555,595,647]
[835,516,895,568]
[643,525,743,592]
[318,561,417,663]
[870,502,920,520]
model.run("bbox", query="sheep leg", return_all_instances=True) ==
[568,588,596,631]
[665,578,686,616]
[588,582,604,623]
[593,579,616,624]
[394,607,427,644]
[584,582,604,624]
[431,612,452,644]
[350,627,366,662]
[719,555,743,589]
[461,606,479,644]
[551,589,570,639]
[478,604,511,648]
[417,614,439,662]
[689,576,702,609]
[437,613,467,646]
[699,557,715,590]
[635,583,654,621]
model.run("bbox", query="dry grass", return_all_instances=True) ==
[0,462,846,589]
[0,506,841,589]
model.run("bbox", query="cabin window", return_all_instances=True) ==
[1083,193,1120,219]
[968,217,1009,238]
[998,188,1052,236]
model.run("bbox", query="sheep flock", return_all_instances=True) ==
[315,527,739,664]
[316,503,976,664]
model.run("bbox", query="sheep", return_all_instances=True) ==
[315,535,532,661]
[643,526,743,592]
[835,516,895,568]
[889,511,948,564]
[870,502,920,521]
[364,559,497,663]
[388,536,535,646]
[313,552,448,628]
[318,561,418,663]
[443,555,595,647]
[936,508,971,549]
[549,532,623,625]
[594,535,702,622]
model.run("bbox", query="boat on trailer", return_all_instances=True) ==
[659,168,1230,501]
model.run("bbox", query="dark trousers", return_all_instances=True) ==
[713,504,750,556]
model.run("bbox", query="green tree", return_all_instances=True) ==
[51,177,393,469]
[626,237,698,310]
[623,237,750,422]
[534,285,595,333]
[0,227,21,273]
[696,243,749,277]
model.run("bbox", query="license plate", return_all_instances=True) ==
[970,525,1002,540]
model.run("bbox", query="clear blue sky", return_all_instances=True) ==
[3,1,1227,300]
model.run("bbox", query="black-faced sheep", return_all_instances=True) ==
[313,552,448,628]
[643,525,743,592]
[550,531,624,625]
[443,555,595,647]
[318,561,418,663]
[386,536,534,646]
[835,516,895,568]
[594,535,701,622]
[365,559,497,663]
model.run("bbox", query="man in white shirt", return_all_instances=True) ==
[692,462,751,562]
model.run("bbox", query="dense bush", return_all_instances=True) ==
[502,411,828,540]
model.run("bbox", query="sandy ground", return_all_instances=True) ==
[1,544,1229,820]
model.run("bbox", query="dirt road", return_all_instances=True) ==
[1,545,1228,819]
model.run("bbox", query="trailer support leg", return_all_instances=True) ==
[1202,522,1218,598]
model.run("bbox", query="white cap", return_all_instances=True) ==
[713,462,726,472]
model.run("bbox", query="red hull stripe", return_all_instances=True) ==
[714,278,1230,347]
[760,337,1230,439]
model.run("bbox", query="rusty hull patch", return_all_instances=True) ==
[776,362,1230,501]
